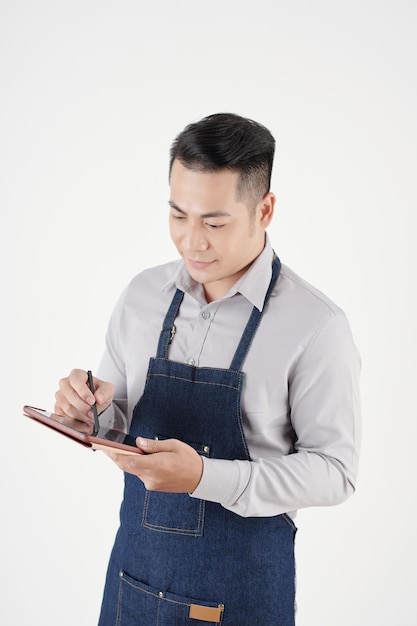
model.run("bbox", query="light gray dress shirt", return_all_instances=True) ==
[98,237,361,518]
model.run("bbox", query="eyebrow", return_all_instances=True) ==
[168,201,231,219]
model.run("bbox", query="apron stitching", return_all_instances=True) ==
[115,575,123,626]
[147,373,241,390]
[122,576,222,609]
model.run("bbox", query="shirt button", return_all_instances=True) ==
[187,358,195,365]
[201,311,211,320]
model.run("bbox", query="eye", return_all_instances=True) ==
[206,223,225,229]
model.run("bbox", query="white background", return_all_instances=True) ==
[1,1,416,624]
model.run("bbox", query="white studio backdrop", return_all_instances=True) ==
[1,1,416,624]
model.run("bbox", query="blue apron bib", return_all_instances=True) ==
[99,256,296,625]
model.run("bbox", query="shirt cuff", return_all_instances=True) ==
[190,457,251,506]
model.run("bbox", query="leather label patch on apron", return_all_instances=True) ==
[189,603,224,622]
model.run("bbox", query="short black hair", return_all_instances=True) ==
[169,113,275,207]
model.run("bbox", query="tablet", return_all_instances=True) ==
[23,405,141,455]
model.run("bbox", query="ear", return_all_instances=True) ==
[257,192,275,228]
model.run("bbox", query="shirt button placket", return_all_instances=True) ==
[187,308,212,366]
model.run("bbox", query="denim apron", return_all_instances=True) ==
[99,256,296,625]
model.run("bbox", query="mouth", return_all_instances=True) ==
[187,258,216,270]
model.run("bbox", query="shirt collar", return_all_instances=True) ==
[162,234,274,311]
[230,235,274,311]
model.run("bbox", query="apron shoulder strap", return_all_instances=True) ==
[156,288,184,358]
[230,254,281,371]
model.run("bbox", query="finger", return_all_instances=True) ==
[54,370,115,422]
[55,386,91,421]
[54,369,94,421]
[70,369,97,405]
[92,378,114,409]
[136,437,176,454]
[104,450,146,474]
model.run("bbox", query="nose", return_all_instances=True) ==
[182,222,209,252]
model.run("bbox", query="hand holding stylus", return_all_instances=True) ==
[54,369,114,425]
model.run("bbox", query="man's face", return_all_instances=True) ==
[169,159,274,302]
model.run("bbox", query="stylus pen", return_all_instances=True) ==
[87,370,100,435]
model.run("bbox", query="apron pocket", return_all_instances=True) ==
[117,570,224,625]
[142,491,205,536]
[142,439,210,537]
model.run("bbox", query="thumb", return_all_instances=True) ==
[136,437,173,454]
[94,379,115,407]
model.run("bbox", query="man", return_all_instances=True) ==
[55,113,361,625]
